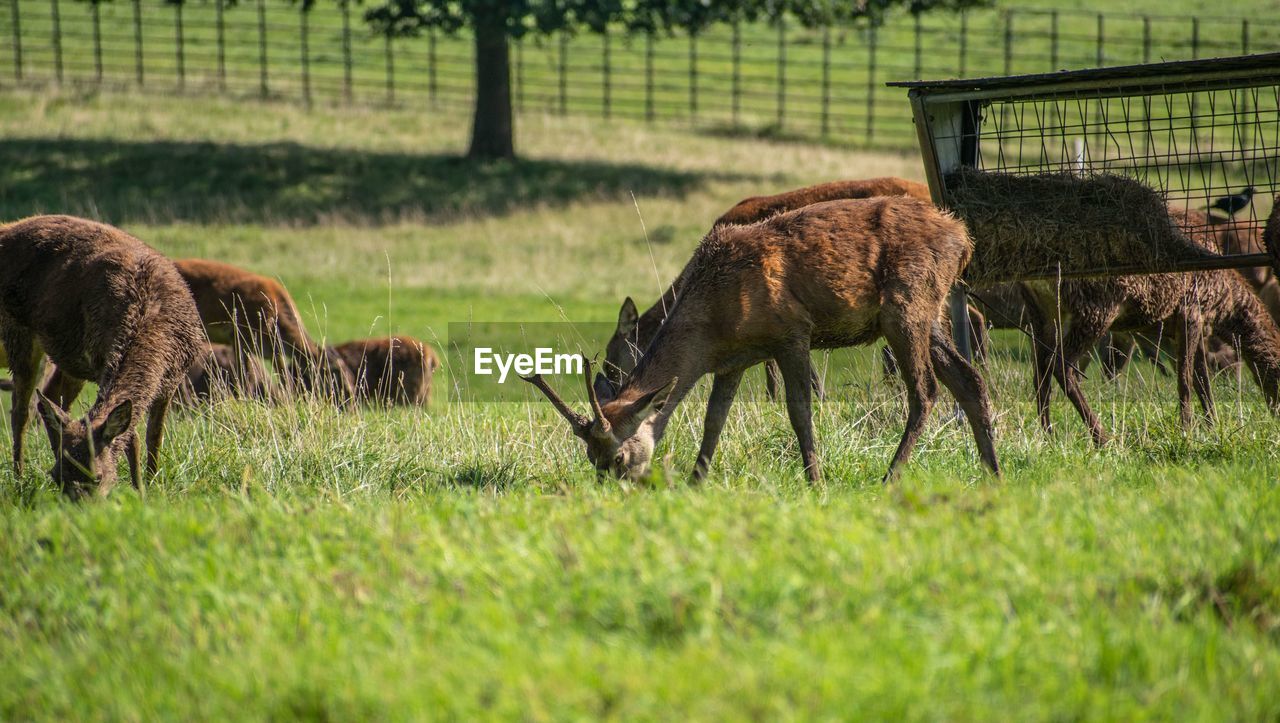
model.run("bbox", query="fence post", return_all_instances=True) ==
[91,1,102,83]
[132,0,142,85]
[175,2,185,90]
[428,30,437,105]
[865,25,877,145]
[341,0,353,103]
[215,0,226,90]
[820,25,830,137]
[731,19,741,123]
[1241,19,1249,53]
[558,30,567,116]
[1142,16,1150,63]
[9,0,21,81]
[602,27,611,120]
[300,8,311,106]
[688,32,696,119]
[776,17,786,128]
[913,13,922,79]
[1095,13,1104,67]
[1050,10,1059,70]
[50,0,62,84]
[385,33,395,105]
[1003,10,1013,75]
[645,31,654,122]
[958,10,967,78]
[1191,17,1199,59]
[257,0,268,97]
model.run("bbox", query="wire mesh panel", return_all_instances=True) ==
[890,53,1280,281]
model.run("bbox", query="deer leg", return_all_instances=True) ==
[810,366,825,402]
[967,305,990,365]
[144,394,173,478]
[1175,311,1208,429]
[692,368,746,483]
[41,367,86,411]
[880,345,899,378]
[4,334,41,476]
[929,323,1000,476]
[1192,341,1216,423]
[1098,332,1137,381]
[1055,316,1115,447]
[775,344,821,482]
[882,315,937,482]
[763,361,781,402]
[124,431,141,491]
[1020,298,1058,435]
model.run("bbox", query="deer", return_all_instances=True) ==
[604,177,987,399]
[526,197,1001,483]
[0,215,204,497]
[329,336,439,406]
[173,258,355,405]
[177,342,281,406]
[1018,207,1280,446]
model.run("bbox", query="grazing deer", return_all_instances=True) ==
[177,342,281,405]
[173,259,355,404]
[329,336,439,406]
[0,215,204,497]
[712,177,933,227]
[1019,208,1280,445]
[527,197,1001,482]
[605,177,984,397]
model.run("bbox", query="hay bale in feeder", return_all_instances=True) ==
[1265,192,1280,281]
[943,168,1218,284]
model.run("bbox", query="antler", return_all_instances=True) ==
[584,358,612,436]
[521,373,592,439]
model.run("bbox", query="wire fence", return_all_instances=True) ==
[2,0,1279,148]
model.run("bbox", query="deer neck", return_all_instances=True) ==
[612,309,711,442]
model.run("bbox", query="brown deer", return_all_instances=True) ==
[527,197,1001,482]
[0,215,204,497]
[1018,208,1280,445]
[177,342,281,405]
[604,177,985,397]
[329,336,439,406]
[173,258,355,404]
[713,177,933,227]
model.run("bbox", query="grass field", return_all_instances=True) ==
[2,89,1280,719]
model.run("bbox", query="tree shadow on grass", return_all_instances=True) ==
[0,138,750,226]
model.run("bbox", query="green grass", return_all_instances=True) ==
[2,89,1280,719]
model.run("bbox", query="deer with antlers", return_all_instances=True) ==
[0,215,204,497]
[526,197,1001,482]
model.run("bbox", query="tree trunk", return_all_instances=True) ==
[467,21,514,160]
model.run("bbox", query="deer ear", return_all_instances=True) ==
[622,377,678,422]
[97,400,134,444]
[36,390,73,430]
[593,372,618,403]
[616,297,639,337]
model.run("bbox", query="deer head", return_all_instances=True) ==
[523,358,675,479]
[36,392,133,498]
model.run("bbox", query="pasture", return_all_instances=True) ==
[1,88,1280,719]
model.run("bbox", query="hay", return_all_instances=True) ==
[944,168,1218,284]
